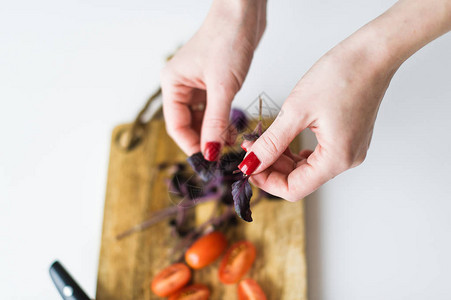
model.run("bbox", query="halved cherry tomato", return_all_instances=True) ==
[168,283,210,300]
[151,263,191,297]
[238,278,267,300]
[218,240,256,284]
[185,231,227,269]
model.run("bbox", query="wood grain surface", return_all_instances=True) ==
[96,118,307,300]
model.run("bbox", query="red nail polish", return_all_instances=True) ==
[238,151,261,175]
[241,144,247,152]
[204,142,221,161]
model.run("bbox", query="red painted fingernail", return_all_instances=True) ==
[204,142,221,161]
[238,151,261,175]
[241,143,247,152]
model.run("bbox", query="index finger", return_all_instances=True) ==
[162,82,201,155]
[249,144,337,202]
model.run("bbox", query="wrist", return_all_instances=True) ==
[350,0,451,73]
[209,0,267,48]
[331,27,398,84]
[213,0,267,18]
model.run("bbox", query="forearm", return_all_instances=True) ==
[340,0,451,75]
[374,0,451,67]
[206,0,267,49]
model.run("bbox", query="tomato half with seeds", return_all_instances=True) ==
[218,240,256,284]
[185,231,227,269]
[168,283,210,300]
[238,278,267,300]
[151,263,191,297]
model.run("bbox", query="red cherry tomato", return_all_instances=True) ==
[151,263,191,297]
[168,284,210,300]
[185,231,227,269]
[238,278,267,300]
[218,241,256,284]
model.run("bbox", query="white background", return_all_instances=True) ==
[1,0,450,299]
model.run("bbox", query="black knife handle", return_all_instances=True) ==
[49,261,91,300]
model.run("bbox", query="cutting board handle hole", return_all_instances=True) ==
[115,127,145,151]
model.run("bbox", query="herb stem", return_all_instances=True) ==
[116,192,221,240]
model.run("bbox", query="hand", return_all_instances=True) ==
[239,39,394,201]
[238,0,451,201]
[161,0,266,161]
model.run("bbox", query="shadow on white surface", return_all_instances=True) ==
[305,190,324,300]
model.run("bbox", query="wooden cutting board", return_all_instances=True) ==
[96,117,307,300]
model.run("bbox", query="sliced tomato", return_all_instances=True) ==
[238,278,267,300]
[218,240,256,284]
[168,283,210,300]
[151,263,191,297]
[185,231,227,269]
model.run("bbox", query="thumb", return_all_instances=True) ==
[200,84,234,161]
[238,100,309,175]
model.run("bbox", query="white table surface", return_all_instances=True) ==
[1,0,451,299]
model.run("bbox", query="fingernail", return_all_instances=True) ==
[238,151,261,175]
[204,142,221,161]
[241,143,247,152]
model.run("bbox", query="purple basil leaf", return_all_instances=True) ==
[220,184,234,206]
[187,152,216,182]
[219,150,246,174]
[232,177,253,222]
[169,166,205,201]
[168,218,191,237]
[230,108,248,132]
[242,132,260,141]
